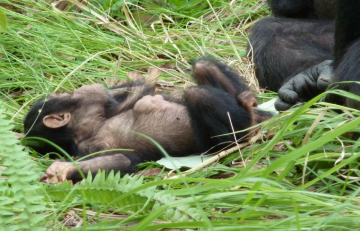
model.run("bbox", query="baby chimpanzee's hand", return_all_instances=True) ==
[40,162,76,184]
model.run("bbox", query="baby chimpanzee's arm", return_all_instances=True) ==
[40,152,140,183]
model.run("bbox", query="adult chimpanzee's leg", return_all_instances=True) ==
[268,0,336,19]
[268,0,315,19]
[248,17,334,92]
[313,0,336,20]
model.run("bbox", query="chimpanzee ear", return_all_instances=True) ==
[238,92,258,108]
[43,113,71,128]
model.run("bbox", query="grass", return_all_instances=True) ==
[1,0,360,230]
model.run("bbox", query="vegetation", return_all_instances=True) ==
[1,0,360,230]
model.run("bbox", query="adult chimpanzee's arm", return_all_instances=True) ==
[40,153,139,183]
[275,60,332,111]
[333,1,360,68]
[327,41,360,109]
[320,1,360,109]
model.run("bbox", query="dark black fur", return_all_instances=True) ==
[333,1,360,67]
[249,0,360,110]
[249,17,334,92]
[269,0,315,19]
[268,0,335,19]
[328,1,360,108]
[193,57,250,96]
[184,86,250,151]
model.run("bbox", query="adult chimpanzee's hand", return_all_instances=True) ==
[275,60,332,111]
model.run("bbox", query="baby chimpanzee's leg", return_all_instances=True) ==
[192,57,259,126]
[184,86,252,151]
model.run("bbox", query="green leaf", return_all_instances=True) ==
[0,106,45,228]
[0,7,7,32]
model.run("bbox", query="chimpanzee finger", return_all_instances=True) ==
[39,174,49,183]
[47,174,61,184]
[39,173,59,184]
[275,98,296,111]
[317,76,330,92]
[42,167,60,183]
[58,173,67,183]
[317,70,332,92]
[316,60,332,91]
[278,82,300,103]
[275,99,304,111]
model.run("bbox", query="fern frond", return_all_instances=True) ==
[0,106,46,230]
[46,170,203,221]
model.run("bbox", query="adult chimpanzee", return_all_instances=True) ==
[248,0,336,94]
[250,0,360,110]
[23,57,272,183]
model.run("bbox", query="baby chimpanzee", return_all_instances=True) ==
[24,57,272,183]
